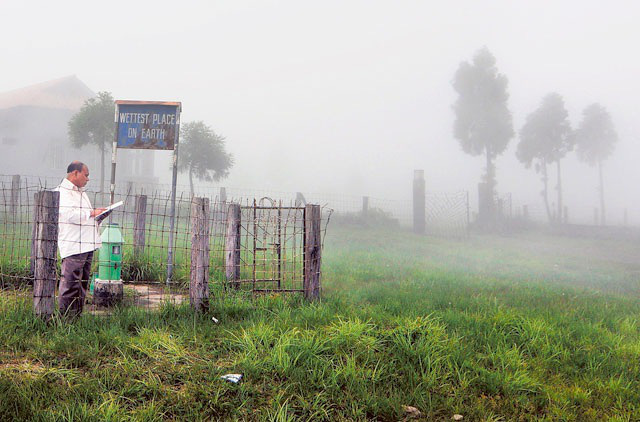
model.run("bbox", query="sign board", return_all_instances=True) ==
[115,100,181,150]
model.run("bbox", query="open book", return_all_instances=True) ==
[95,201,124,224]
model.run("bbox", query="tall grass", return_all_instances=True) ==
[1,226,640,420]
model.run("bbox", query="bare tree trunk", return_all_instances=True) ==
[556,159,562,224]
[599,159,605,226]
[541,160,552,224]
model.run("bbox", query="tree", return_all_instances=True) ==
[178,121,233,196]
[574,103,618,225]
[452,48,514,221]
[516,93,572,223]
[68,92,114,193]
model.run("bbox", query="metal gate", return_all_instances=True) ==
[235,199,307,294]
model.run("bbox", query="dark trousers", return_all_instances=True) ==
[58,251,94,316]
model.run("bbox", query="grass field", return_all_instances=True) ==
[1,224,640,420]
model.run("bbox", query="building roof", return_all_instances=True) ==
[0,75,95,111]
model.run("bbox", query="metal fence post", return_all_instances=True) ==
[166,134,180,284]
[30,192,38,277]
[190,197,210,312]
[33,190,59,319]
[304,204,321,300]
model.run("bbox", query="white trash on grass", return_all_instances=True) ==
[221,373,242,383]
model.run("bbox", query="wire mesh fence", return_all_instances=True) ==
[425,191,470,237]
[509,198,635,227]
[0,175,330,317]
[3,174,471,237]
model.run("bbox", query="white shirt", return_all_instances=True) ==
[54,178,102,259]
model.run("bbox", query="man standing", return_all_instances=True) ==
[55,161,105,317]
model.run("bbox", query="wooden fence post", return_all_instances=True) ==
[465,191,470,235]
[478,182,496,228]
[190,197,210,312]
[304,204,322,300]
[413,170,425,234]
[125,181,134,196]
[295,192,306,206]
[362,196,369,219]
[220,187,227,203]
[217,187,228,232]
[133,195,147,255]
[33,190,59,319]
[10,175,20,215]
[225,203,241,289]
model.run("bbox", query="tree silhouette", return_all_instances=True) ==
[452,48,514,221]
[178,121,233,196]
[574,103,618,225]
[517,93,572,223]
[68,92,114,193]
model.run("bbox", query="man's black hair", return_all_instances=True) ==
[66,161,86,173]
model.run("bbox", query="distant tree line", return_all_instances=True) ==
[452,48,618,226]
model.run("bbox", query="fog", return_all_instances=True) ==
[2,0,639,224]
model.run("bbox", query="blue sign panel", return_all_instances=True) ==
[115,102,181,150]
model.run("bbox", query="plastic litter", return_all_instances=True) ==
[221,373,242,383]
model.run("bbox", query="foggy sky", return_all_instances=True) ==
[2,1,639,224]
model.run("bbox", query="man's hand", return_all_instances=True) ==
[90,208,107,218]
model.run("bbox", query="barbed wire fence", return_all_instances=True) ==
[2,173,472,235]
[8,173,637,229]
[0,175,330,317]
[1,171,471,315]
[508,196,637,228]
[13,169,636,316]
